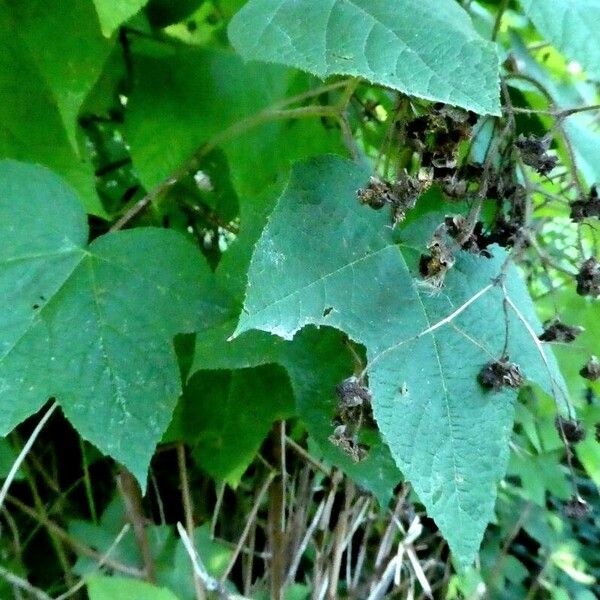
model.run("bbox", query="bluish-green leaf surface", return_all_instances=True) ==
[228,0,501,115]
[189,185,401,505]
[233,155,567,566]
[0,161,221,485]
[6,0,113,151]
[520,0,600,81]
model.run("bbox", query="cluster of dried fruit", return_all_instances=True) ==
[351,98,600,524]
[329,377,373,463]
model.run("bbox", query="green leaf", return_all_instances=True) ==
[233,155,567,566]
[87,576,179,600]
[158,524,233,599]
[0,437,21,480]
[189,186,401,504]
[0,161,219,485]
[168,365,295,485]
[537,289,599,398]
[228,0,501,115]
[0,7,104,216]
[520,0,600,81]
[92,0,149,37]
[6,0,113,151]
[124,42,343,194]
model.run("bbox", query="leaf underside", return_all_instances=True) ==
[234,155,567,565]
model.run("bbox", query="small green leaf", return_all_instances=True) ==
[0,438,21,480]
[168,366,295,486]
[234,155,567,565]
[87,576,179,600]
[92,0,149,37]
[0,161,219,485]
[520,0,600,81]
[228,0,501,115]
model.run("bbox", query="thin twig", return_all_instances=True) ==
[177,443,206,600]
[5,495,144,577]
[508,104,600,118]
[220,471,276,584]
[54,524,131,600]
[177,522,246,599]
[110,105,340,231]
[268,421,287,600]
[362,283,494,378]
[0,401,58,510]
[210,481,226,539]
[285,437,332,477]
[504,293,573,418]
[0,565,52,600]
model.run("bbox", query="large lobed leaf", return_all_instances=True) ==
[233,155,567,566]
[0,161,221,485]
[228,0,501,115]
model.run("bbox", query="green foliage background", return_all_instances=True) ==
[0,0,599,598]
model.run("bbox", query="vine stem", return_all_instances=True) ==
[504,293,574,419]
[5,494,144,576]
[508,104,600,118]
[0,401,58,510]
[0,565,52,600]
[110,99,351,232]
[176,522,244,599]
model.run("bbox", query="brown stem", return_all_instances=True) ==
[117,467,155,582]
[268,421,287,600]
[220,471,276,585]
[5,495,144,577]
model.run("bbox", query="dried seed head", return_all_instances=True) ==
[357,174,423,224]
[576,257,600,297]
[570,186,600,222]
[563,496,592,520]
[439,175,468,199]
[329,425,369,463]
[580,356,600,381]
[390,174,425,225]
[555,415,586,444]
[478,358,524,391]
[443,215,492,256]
[335,377,372,408]
[419,226,455,288]
[539,319,584,343]
[515,134,558,176]
[357,177,394,210]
